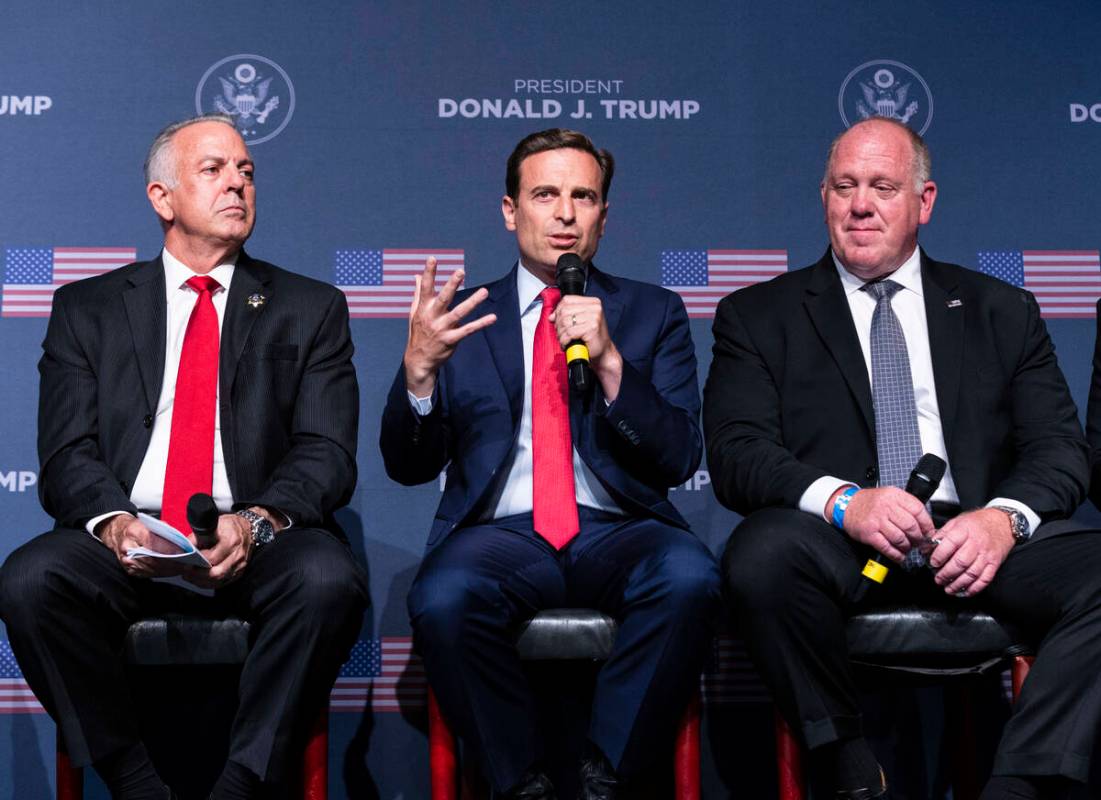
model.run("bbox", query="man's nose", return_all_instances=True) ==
[554,195,576,222]
[224,168,246,192]
[849,187,874,216]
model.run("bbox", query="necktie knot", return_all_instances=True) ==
[186,275,221,296]
[862,279,902,302]
[539,286,561,314]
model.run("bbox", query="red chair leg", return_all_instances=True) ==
[774,708,805,800]
[1011,655,1034,702]
[301,706,328,800]
[56,727,83,800]
[429,688,460,800]
[674,690,701,800]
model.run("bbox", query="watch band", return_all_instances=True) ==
[235,508,275,549]
[991,505,1031,544]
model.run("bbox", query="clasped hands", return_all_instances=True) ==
[98,507,278,588]
[403,257,622,400]
[834,486,1016,597]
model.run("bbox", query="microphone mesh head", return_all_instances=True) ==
[556,253,586,295]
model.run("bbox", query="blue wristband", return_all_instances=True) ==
[831,486,860,529]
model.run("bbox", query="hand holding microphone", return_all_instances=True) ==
[859,454,946,583]
[555,253,593,392]
[186,493,220,549]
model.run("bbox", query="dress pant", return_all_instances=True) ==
[408,508,721,792]
[723,508,1101,783]
[0,526,369,784]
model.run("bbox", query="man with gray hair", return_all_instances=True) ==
[705,117,1101,798]
[0,115,367,799]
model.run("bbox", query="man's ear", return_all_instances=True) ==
[147,181,174,224]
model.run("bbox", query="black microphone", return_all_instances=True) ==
[186,493,220,549]
[861,453,947,584]
[555,253,592,392]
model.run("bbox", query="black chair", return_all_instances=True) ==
[55,615,329,800]
[774,604,1035,800]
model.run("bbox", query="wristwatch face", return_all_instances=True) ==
[994,506,1030,542]
[237,510,274,547]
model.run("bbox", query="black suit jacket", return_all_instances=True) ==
[37,252,359,532]
[1084,297,1101,507]
[379,264,702,550]
[703,249,1087,536]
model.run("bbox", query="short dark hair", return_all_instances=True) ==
[505,128,615,202]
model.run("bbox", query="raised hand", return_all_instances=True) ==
[403,257,497,397]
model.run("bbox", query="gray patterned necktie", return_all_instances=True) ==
[863,279,926,568]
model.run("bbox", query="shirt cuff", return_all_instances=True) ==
[986,497,1040,536]
[799,476,856,522]
[85,510,131,539]
[406,390,434,417]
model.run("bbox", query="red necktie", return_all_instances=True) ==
[532,286,579,548]
[161,275,221,532]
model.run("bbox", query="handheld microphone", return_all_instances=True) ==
[555,253,592,392]
[186,493,220,549]
[861,453,947,584]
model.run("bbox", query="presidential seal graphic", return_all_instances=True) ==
[195,54,295,145]
[838,59,933,135]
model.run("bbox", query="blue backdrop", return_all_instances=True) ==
[2,2,1100,797]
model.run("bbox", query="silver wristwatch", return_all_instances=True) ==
[992,505,1031,544]
[235,508,275,549]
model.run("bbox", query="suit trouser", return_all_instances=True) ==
[0,527,369,784]
[407,509,722,792]
[723,508,1101,783]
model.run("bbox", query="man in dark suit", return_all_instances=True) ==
[0,115,368,800]
[704,117,1101,799]
[380,128,720,799]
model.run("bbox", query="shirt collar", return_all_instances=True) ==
[833,246,923,299]
[161,246,236,296]
[516,258,553,314]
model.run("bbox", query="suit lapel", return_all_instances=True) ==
[802,253,875,435]
[921,252,964,450]
[480,266,525,424]
[586,264,624,343]
[123,257,167,414]
[220,251,272,395]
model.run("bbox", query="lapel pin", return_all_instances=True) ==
[946,299,962,308]
[247,293,266,310]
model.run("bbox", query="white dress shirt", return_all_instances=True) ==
[798,247,1040,534]
[409,261,622,519]
[86,247,236,533]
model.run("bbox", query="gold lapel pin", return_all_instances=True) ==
[247,293,267,310]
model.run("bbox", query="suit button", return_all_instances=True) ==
[865,466,877,481]
[142,414,153,429]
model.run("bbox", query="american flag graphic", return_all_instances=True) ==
[661,249,788,318]
[336,249,464,318]
[1,247,136,318]
[0,643,42,713]
[701,634,770,705]
[330,637,426,711]
[977,250,1101,319]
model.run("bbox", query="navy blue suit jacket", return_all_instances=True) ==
[380,263,702,550]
